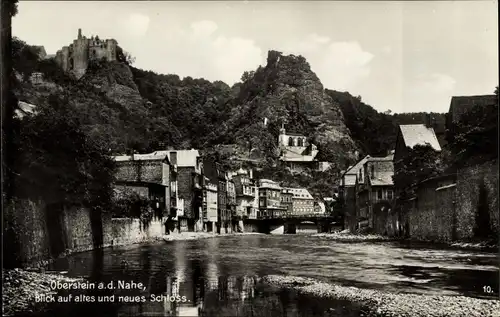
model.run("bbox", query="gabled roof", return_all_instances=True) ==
[398,124,441,151]
[345,155,370,175]
[284,187,314,199]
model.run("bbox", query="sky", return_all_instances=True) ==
[13,1,498,113]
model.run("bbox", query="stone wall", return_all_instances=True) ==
[3,199,94,267]
[102,217,165,246]
[382,160,499,243]
[408,177,457,242]
[115,160,165,184]
[455,160,498,239]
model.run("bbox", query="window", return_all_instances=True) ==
[377,189,383,200]
[371,165,374,178]
[288,137,294,146]
[359,170,363,182]
[298,138,304,147]
[387,190,393,200]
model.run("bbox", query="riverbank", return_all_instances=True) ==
[261,275,500,317]
[162,231,263,241]
[312,231,498,252]
[2,269,84,316]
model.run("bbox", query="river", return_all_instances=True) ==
[31,234,499,316]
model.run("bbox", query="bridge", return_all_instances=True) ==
[243,213,340,234]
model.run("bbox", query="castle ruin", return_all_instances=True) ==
[55,28,118,79]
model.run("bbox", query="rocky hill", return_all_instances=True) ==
[10,38,452,197]
[221,51,359,167]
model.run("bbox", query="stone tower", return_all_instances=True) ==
[55,28,118,79]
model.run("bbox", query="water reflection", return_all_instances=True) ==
[40,235,497,317]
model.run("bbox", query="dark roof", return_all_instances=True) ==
[449,95,497,122]
[286,132,307,137]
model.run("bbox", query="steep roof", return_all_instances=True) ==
[345,155,370,175]
[399,124,441,151]
[285,188,314,199]
[367,153,394,162]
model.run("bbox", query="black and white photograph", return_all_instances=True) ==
[1,1,499,316]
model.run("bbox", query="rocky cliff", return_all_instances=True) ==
[225,50,358,165]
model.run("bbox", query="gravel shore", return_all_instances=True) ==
[162,231,263,241]
[312,232,391,242]
[2,269,84,316]
[261,275,500,317]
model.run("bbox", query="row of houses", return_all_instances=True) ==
[340,94,497,236]
[113,149,323,234]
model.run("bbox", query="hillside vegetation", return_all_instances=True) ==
[10,38,455,197]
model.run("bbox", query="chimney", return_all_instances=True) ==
[78,28,82,39]
[424,113,432,128]
[169,152,177,166]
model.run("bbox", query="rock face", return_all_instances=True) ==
[229,50,358,165]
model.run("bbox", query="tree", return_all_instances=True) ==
[240,70,255,82]
[10,94,116,209]
[116,45,136,65]
[2,0,19,202]
[448,100,498,166]
[393,144,444,199]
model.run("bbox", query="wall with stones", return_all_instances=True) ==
[115,160,165,184]
[3,199,94,267]
[102,217,165,247]
[384,159,499,243]
[408,179,457,242]
[455,160,499,240]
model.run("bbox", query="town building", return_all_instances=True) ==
[356,153,395,229]
[227,178,239,231]
[394,124,442,177]
[277,125,331,173]
[202,159,218,233]
[216,163,231,233]
[160,150,203,232]
[289,188,315,216]
[280,188,294,216]
[233,168,257,221]
[258,179,287,218]
[313,199,326,214]
[339,155,370,231]
[113,151,175,223]
[55,28,118,79]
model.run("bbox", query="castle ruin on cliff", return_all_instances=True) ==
[55,28,118,79]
